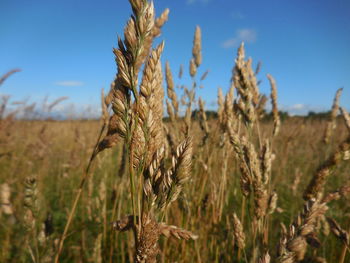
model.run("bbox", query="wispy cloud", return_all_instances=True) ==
[289,104,305,110]
[280,104,327,116]
[231,11,245,20]
[187,0,211,5]
[222,29,257,48]
[54,81,84,87]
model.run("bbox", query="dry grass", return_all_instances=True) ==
[1,0,350,262]
[0,117,349,262]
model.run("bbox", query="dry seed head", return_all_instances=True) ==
[279,198,328,262]
[277,230,296,263]
[135,42,165,167]
[322,184,350,203]
[115,0,162,97]
[161,137,192,208]
[232,213,245,249]
[217,87,224,125]
[246,58,260,104]
[153,8,169,37]
[267,191,278,214]
[186,87,195,102]
[101,89,109,126]
[132,118,147,169]
[180,92,187,105]
[105,82,114,106]
[331,87,343,119]
[303,136,350,200]
[253,184,269,219]
[307,234,322,249]
[277,255,295,263]
[236,42,245,64]
[291,168,302,196]
[192,26,202,67]
[223,86,235,130]
[189,58,197,77]
[225,85,234,109]
[200,70,209,81]
[324,88,343,144]
[261,139,272,184]
[239,162,252,197]
[198,96,205,110]
[166,99,176,123]
[112,214,135,232]
[172,137,192,185]
[228,127,244,160]
[236,92,256,127]
[267,74,280,136]
[184,106,192,134]
[140,42,165,100]
[97,114,122,153]
[178,64,183,79]
[129,0,143,14]
[159,223,198,240]
[340,107,350,134]
[148,148,164,181]
[165,61,179,114]
[233,43,260,127]
[0,68,21,86]
[246,141,262,182]
[96,80,130,154]
[165,61,174,96]
[114,47,132,88]
[255,61,262,75]
[299,198,328,236]
[123,19,137,52]
[23,175,39,229]
[0,183,13,215]
[47,96,68,112]
[228,130,253,196]
[326,217,349,245]
[133,2,156,71]
[144,148,165,202]
[198,97,210,135]
[319,215,330,236]
[287,236,307,261]
[256,95,268,119]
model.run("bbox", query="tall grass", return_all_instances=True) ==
[1,0,349,262]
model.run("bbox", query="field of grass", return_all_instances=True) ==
[0,117,349,262]
[1,0,349,262]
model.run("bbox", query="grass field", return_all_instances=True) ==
[1,0,349,262]
[0,117,349,262]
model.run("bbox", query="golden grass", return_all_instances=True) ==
[1,0,349,262]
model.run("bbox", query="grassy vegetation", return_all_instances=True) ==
[1,0,349,262]
[0,118,349,262]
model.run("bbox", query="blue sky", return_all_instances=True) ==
[1,0,350,115]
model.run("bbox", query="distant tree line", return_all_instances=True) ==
[163,109,338,122]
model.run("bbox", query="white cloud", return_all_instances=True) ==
[231,11,245,20]
[222,29,257,48]
[280,104,328,116]
[290,104,305,110]
[54,81,84,87]
[187,0,211,5]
